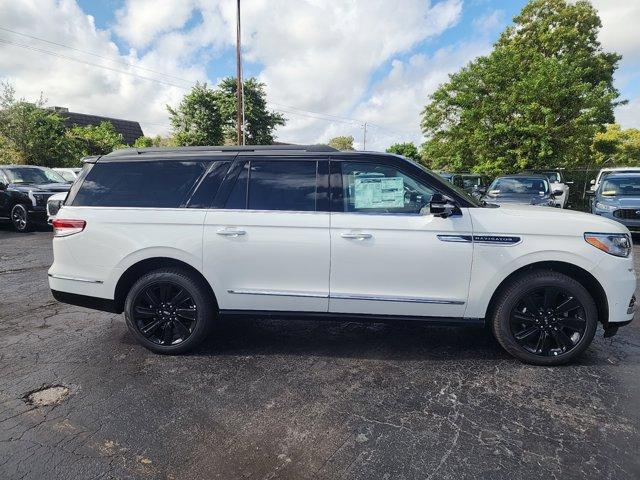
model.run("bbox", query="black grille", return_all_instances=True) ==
[614,209,640,220]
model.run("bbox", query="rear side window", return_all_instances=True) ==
[72,161,207,208]
[224,160,317,211]
[248,161,317,211]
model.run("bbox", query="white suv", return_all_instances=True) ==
[48,146,636,365]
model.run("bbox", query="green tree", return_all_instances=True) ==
[0,82,69,167]
[66,121,126,161]
[133,135,173,148]
[168,82,224,146]
[421,0,622,175]
[217,77,285,144]
[168,78,285,146]
[592,124,640,167]
[386,142,420,162]
[328,135,355,151]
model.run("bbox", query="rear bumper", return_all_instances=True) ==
[51,290,119,313]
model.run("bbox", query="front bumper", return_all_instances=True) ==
[594,210,640,231]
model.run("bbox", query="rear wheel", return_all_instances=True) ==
[11,204,34,232]
[491,270,597,366]
[124,268,216,354]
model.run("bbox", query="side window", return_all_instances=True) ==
[72,161,207,208]
[340,162,435,214]
[248,161,317,211]
[224,162,249,209]
[453,176,464,188]
[188,161,230,208]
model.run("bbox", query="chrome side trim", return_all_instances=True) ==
[437,234,473,243]
[227,288,328,298]
[330,293,465,305]
[437,234,521,245]
[48,273,103,284]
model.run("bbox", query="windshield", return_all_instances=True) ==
[462,176,482,188]
[488,177,549,195]
[5,167,66,184]
[56,170,77,182]
[600,177,640,196]
[408,160,483,206]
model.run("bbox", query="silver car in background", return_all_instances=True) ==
[592,173,640,232]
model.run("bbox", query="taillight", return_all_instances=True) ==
[52,219,86,237]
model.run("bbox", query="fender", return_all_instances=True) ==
[465,248,599,319]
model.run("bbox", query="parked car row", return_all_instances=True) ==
[437,169,570,208]
[0,165,72,232]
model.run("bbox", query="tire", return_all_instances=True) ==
[491,269,597,366]
[124,268,216,354]
[11,204,34,232]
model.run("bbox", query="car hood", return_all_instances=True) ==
[471,203,629,236]
[483,193,549,204]
[8,182,71,193]
[597,196,640,207]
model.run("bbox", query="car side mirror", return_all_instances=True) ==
[429,193,459,218]
[590,179,595,185]
[552,189,563,196]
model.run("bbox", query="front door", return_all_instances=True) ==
[203,157,330,313]
[329,160,473,318]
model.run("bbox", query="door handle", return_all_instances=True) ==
[341,232,373,240]
[216,228,246,237]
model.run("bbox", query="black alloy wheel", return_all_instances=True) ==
[492,270,597,366]
[131,282,198,346]
[509,286,587,357]
[11,204,32,232]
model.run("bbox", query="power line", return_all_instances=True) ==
[0,26,192,84]
[0,33,419,139]
[0,38,191,89]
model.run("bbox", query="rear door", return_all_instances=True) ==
[202,156,330,312]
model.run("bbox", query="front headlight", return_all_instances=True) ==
[584,232,631,258]
[595,201,616,211]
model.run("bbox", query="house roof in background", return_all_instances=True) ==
[52,107,144,145]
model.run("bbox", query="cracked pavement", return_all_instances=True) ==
[1,226,639,479]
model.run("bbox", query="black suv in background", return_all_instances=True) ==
[0,165,71,232]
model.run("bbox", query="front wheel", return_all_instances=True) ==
[11,204,34,232]
[491,270,597,366]
[124,268,216,354]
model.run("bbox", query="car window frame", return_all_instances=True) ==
[213,155,328,213]
[329,155,464,216]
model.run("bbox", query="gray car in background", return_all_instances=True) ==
[591,173,640,232]
[481,174,560,207]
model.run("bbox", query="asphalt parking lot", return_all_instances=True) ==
[1,226,639,480]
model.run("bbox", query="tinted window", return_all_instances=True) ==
[224,162,249,209]
[72,161,207,207]
[188,161,230,208]
[248,161,317,211]
[340,162,435,214]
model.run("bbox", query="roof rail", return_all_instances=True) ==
[105,144,339,157]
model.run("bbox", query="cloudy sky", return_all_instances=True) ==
[0,0,638,150]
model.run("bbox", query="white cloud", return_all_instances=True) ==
[0,0,465,147]
[615,97,640,130]
[113,0,197,49]
[472,9,505,35]
[591,0,640,64]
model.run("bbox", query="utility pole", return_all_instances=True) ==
[235,0,243,145]
[363,122,367,150]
